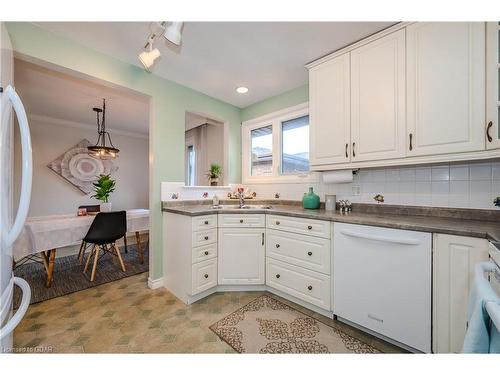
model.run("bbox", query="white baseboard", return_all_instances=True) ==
[147,277,164,289]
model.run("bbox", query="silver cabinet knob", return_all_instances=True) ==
[204,251,209,255]
[307,225,313,230]
[276,274,280,278]
[204,274,209,279]
[307,285,312,291]
[204,236,209,240]
[239,219,244,223]
[307,251,312,256]
[276,244,280,248]
[204,220,209,225]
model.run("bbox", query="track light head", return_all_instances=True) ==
[163,22,183,46]
[138,46,161,72]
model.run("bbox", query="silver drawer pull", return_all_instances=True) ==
[307,285,312,291]
[307,251,312,256]
[204,274,209,279]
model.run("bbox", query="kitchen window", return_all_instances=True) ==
[242,103,317,183]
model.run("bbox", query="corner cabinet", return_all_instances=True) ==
[218,214,265,285]
[309,53,351,166]
[406,22,486,156]
[350,29,406,162]
[432,234,489,353]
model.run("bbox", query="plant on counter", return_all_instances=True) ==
[206,163,222,186]
[494,196,500,207]
[92,174,116,212]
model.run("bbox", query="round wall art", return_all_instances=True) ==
[47,139,118,194]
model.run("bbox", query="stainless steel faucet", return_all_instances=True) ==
[239,193,245,208]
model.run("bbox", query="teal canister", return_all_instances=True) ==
[302,187,320,209]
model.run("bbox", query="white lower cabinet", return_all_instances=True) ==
[218,227,265,285]
[266,229,331,274]
[192,259,217,295]
[432,234,489,353]
[266,258,331,310]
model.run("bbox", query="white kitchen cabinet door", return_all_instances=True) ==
[218,228,265,285]
[309,53,351,166]
[432,234,489,353]
[350,29,406,162]
[407,22,486,156]
[486,22,500,150]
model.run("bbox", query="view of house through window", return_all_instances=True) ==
[281,115,310,174]
[251,125,273,176]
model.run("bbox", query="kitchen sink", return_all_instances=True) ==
[210,204,272,210]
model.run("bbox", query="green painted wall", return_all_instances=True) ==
[240,84,309,122]
[6,22,241,280]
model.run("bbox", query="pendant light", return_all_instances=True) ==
[88,99,119,159]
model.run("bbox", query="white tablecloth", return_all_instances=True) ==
[13,209,149,261]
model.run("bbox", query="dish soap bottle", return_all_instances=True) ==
[212,194,220,207]
[302,187,320,209]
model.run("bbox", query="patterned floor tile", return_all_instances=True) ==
[13,272,405,354]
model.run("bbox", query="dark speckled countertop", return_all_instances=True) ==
[162,201,500,242]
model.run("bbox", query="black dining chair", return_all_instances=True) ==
[77,205,101,263]
[82,211,127,281]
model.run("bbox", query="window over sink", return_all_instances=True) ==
[242,103,317,183]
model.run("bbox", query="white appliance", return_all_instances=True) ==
[333,223,432,352]
[0,22,32,352]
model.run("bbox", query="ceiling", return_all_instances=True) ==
[34,22,395,108]
[14,58,150,135]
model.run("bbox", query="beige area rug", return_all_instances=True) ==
[210,295,379,354]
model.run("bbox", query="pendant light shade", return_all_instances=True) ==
[88,99,119,160]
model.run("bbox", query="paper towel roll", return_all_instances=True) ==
[322,170,353,184]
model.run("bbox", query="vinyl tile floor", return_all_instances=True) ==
[13,273,405,353]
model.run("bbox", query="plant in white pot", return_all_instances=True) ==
[206,163,222,186]
[92,174,116,212]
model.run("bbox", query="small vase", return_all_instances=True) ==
[100,202,112,212]
[302,187,320,209]
[210,178,219,186]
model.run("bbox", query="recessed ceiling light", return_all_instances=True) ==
[236,86,249,94]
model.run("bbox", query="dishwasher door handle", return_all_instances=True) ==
[339,229,421,246]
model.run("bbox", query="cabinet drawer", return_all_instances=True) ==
[266,258,331,310]
[191,259,217,295]
[192,243,217,264]
[267,215,330,239]
[219,214,265,227]
[266,229,331,274]
[192,215,217,231]
[192,229,217,247]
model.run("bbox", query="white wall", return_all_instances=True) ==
[245,161,500,210]
[14,115,149,217]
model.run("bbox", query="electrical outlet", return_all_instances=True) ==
[352,185,361,196]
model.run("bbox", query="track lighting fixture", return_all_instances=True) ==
[138,22,184,72]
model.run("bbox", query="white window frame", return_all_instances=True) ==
[242,102,319,184]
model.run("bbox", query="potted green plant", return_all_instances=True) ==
[206,163,222,186]
[91,174,116,212]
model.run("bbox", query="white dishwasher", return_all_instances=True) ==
[333,223,431,352]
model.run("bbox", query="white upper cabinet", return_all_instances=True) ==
[350,29,406,162]
[406,22,486,156]
[309,53,351,165]
[486,22,500,150]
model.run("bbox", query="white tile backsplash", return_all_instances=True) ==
[245,161,500,210]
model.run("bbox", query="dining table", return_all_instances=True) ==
[12,209,149,287]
